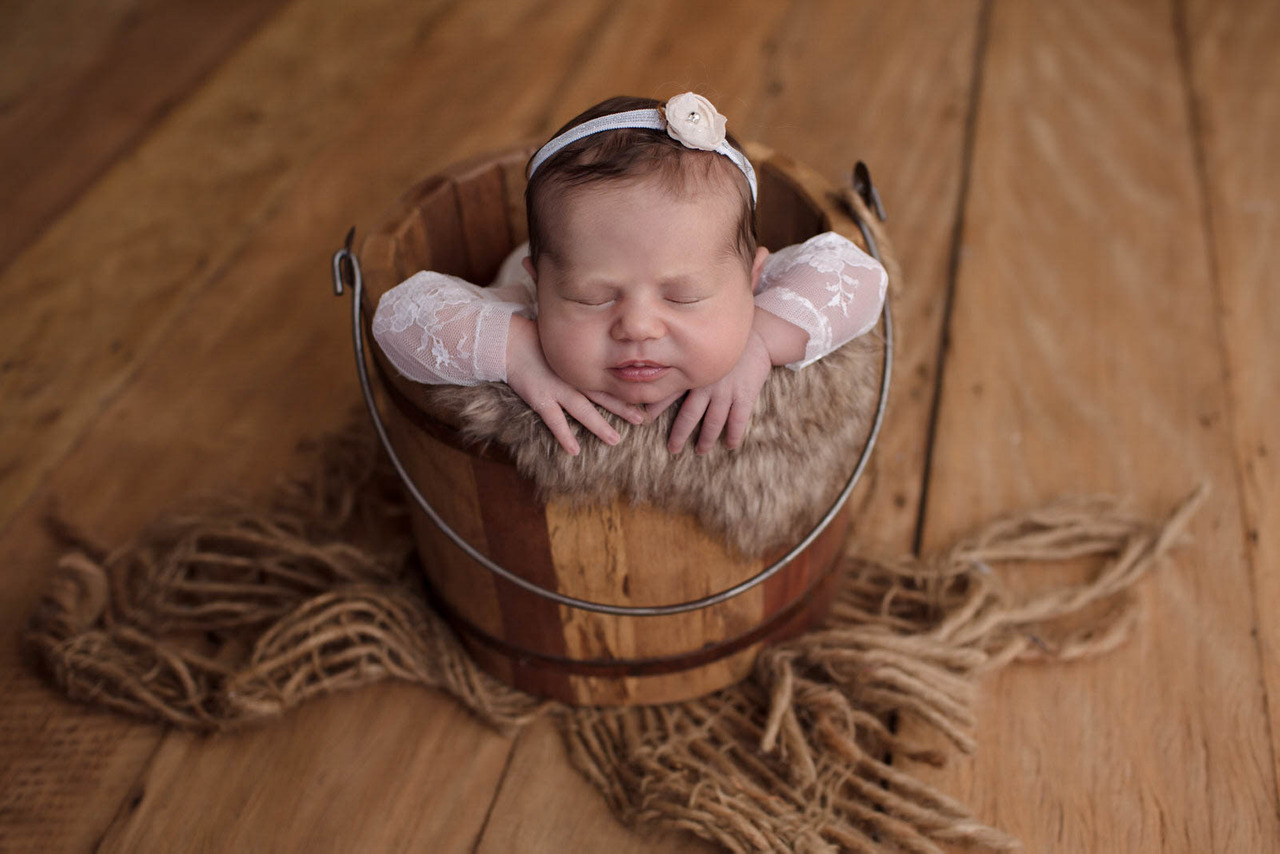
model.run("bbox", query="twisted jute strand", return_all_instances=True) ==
[24,414,1205,852]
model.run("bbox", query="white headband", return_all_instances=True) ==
[526,93,758,203]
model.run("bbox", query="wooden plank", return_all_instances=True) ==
[0,1,145,102]
[474,716,720,854]
[0,0,457,534]
[473,455,574,701]
[475,0,986,849]
[0,0,290,273]
[908,0,1280,849]
[450,160,515,285]
[0,661,163,853]
[1184,0,1280,794]
[96,685,514,853]
[538,0,788,135]
[0,0,613,850]
[753,0,987,554]
[0,0,462,848]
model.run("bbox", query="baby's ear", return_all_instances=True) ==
[750,246,770,290]
[521,256,538,284]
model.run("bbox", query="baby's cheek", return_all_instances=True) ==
[538,316,592,383]
[691,305,754,385]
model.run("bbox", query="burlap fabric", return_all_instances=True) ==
[24,417,1204,853]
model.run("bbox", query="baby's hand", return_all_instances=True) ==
[506,316,645,454]
[661,329,773,455]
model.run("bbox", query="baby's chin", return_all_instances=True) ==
[601,368,734,406]
[600,378,688,406]
[611,384,676,405]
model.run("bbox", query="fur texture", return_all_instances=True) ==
[414,332,885,560]
[412,334,884,557]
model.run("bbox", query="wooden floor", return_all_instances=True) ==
[1,0,1277,850]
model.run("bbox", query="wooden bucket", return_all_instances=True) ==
[356,142,883,705]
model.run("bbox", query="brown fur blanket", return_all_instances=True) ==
[415,332,884,557]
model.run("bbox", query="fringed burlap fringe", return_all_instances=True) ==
[561,488,1205,853]
[26,424,546,733]
[24,419,1204,852]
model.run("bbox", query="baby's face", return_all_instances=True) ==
[529,180,764,406]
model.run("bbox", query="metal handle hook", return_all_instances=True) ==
[852,161,887,222]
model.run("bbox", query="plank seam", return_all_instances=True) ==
[469,727,527,854]
[0,0,470,546]
[911,0,993,556]
[90,731,169,853]
[1170,0,1280,826]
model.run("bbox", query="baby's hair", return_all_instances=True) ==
[524,95,758,269]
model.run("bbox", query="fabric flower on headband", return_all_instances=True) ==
[525,92,756,203]
[664,93,727,151]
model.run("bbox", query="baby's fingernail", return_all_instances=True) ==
[606,431,620,445]
[628,412,644,424]
[568,443,580,455]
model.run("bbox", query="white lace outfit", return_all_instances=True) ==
[372,232,887,385]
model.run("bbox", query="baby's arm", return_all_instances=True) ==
[663,232,887,453]
[372,263,643,454]
[372,270,529,385]
[753,231,888,368]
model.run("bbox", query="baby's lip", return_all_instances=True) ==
[613,359,667,369]
[609,361,670,382]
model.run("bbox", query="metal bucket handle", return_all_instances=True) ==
[331,161,893,617]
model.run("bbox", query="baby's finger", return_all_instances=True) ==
[668,391,710,453]
[695,396,733,455]
[532,402,581,455]
[562,395,622,448]
[585,390,646,425]
[723,401,753,450]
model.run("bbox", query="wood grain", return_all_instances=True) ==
[1184,0,1280,796]
[0,2,459,847]
[0,0,145,101]
[909,0,1280,849]
[0,0,457,534]
[96,684,514,853]
[0,0,289,272]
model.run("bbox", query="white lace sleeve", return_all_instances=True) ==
[753,231,888,370]
[371,268,533,385]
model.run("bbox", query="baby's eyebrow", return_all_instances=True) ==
[657,274,698,288]
[556,277,617,296]
[568,274,620,288]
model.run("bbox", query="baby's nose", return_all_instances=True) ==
[612,303,664,341]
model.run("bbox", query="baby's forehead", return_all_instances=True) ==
[542,173,747,260]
